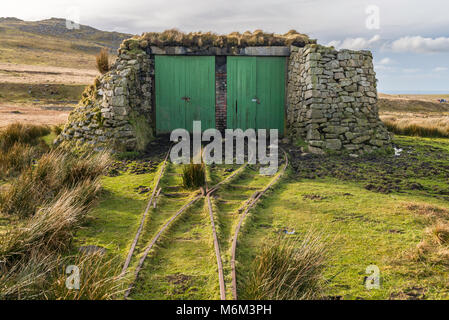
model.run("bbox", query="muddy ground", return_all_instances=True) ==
[286,139,449,200]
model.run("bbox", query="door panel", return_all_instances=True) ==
[155,56,185,133]
[156,56,215,133]
[185,56,216,132]
[227,56,285,135]
[227,57,257,131]
[256,57,286,135]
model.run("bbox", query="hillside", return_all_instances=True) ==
[379,93,449,113]
[0,17,133,69]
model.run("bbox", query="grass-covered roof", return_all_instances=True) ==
[120,29,316,51]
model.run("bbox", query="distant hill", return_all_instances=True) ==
[0,17,134,69]
[0,17,132,50]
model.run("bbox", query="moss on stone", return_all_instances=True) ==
[129,112,153,151]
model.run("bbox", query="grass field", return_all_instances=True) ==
[1,16,449,300]
[379,93,449,139]
[66,135,449,300]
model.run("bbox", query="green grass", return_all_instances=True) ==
[234,136,449,300]
[73,135,449,300]
[74,168,158,260]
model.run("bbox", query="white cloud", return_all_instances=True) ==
[378,58,392,65]
[327,35,381,50]
[433,67,448,72]
[390,36,449,53]
[402,68,420,73]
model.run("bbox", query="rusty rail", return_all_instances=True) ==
[205,194,226,300]
[230,148,289,300]
[124,162,247,299]
[120,146,171,278]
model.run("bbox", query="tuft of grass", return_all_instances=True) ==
[52,125,63,136]
[0,180,101,266]
[182,163,205,189]
[129,29,315,51]
[426,222,449,246]
[0,123,50,152]
[49,251,124,300]
[0,143,42,178]
[0,251,123,300]
[0,149,111,217]
[96,48,110,74]
[240,232,329,300]
[406,202,449,220]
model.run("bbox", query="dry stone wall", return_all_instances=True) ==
[58,38,391,155]
[57,49,154,152]
[287,44,391,154]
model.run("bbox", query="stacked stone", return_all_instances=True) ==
[57,49,154,152]
[287,44,391,155]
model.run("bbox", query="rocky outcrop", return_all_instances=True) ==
[287,44,391,155]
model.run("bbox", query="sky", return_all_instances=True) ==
[1,0,449,93]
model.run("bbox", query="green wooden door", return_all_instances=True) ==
[227,56,285,135]
[227,57,257,131]
[155,56,215,133]
[256,57,286,135]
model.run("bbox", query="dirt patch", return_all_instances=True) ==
[390,287,427,300]
[0,62,98,85]
[166,273,196,294]
[286,140,449,199]
[303,193,328,201]
[0,103,69,127]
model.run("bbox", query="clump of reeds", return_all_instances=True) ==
[96,48,110,74]
[0,180,101,266]
[0,149,111,217]
[0,123,51,178]
[0,123,50,152]
[182,162,205,189]
[405,202,449,264]
[0,251,123,300]
[240,232,329,300]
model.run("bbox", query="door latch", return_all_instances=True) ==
[251,97,260,104]
[181,96,191,102]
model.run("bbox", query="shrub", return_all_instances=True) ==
[182,163,205,189]
[240,232,329,300]
[96,48,110,74]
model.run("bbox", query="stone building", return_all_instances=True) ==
[57,30,390,154]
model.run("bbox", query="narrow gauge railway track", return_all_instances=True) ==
[229,148,289,300]
[124,159,247,298]
[122,146,288,300]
